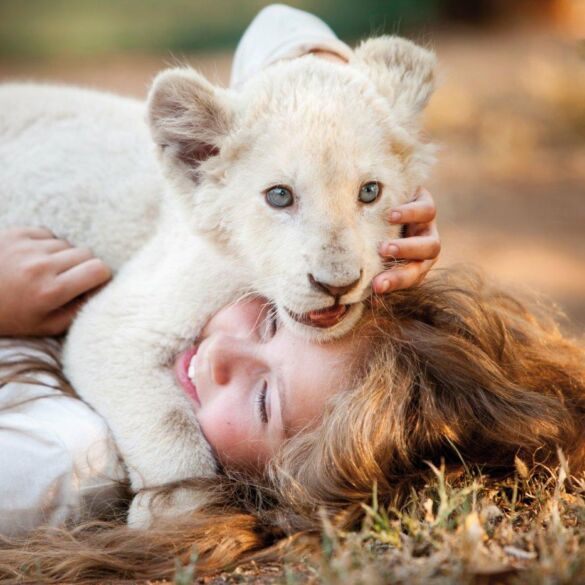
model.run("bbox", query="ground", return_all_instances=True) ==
[1,25,584,584]
[182,461,585,585]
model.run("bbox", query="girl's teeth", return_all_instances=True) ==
[188,356,197,381]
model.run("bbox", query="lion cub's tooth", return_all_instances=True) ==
[188,356,196,381]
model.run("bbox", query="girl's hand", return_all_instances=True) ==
[373,187,440,294]
[0,227,112,336]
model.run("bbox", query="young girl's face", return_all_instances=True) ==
[174,297,356,468]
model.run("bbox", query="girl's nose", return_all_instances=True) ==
[207,333,259,386]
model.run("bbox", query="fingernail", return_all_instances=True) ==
[389,211,401,223]
[386,244,399,257]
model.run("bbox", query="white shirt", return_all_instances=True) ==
[0,344,124,537]
[230,4,352,89]
[0,3,352,536]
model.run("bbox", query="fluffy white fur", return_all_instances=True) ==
[0,36,436,526]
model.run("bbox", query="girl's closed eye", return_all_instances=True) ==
[256,380,269,424]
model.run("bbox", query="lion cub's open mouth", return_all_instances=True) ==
[286,304,350,329]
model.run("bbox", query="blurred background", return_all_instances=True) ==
[1,0,584,330]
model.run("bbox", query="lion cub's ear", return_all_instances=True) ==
[147,68,234,181]
[352,36,436,127]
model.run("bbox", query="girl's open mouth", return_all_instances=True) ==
[286,303,350,329]
[174,345,201,405]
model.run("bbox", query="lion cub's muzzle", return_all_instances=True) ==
[284,271,363,329]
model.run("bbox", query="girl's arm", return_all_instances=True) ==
[230,4,353,88]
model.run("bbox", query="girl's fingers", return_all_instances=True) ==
[37,238,71,254]
[51,247,95,274]
[388,200,436,225]
[373,187,439,294]
[54,258,112,306]
[41,298,86,336]
[387,187,436,225]
[40,307,78,336]
[403,216,437,238]
[380,234,441,261]
[373,260,434,294]
[18,226,56,240]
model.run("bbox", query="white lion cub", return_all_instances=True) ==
[0,37,435,526]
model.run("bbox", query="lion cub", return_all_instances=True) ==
[0,36,435,526]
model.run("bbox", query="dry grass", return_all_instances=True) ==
[316,460,585,585]
[178,456,585,585]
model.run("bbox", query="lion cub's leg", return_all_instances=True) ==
[63,225,245,525]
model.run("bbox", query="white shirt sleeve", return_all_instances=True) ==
[230,3,353,89]
[0,344,125,537]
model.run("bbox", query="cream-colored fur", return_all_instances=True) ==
[0,84,161,270]
[0,37,436,526]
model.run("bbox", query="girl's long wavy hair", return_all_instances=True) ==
[1,269,585,584]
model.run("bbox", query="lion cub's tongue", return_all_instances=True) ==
[308,305,347,328]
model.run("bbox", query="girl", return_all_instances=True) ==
[0,5,440,535]
[1,269,584,583]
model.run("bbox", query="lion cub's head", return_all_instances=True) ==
[148,36,436,339]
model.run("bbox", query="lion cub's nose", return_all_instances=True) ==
[308,273,362,299]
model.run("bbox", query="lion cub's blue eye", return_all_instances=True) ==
[266,186,294,208]
[359,181,381,204]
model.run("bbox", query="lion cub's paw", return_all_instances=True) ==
[127,486,210,529]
